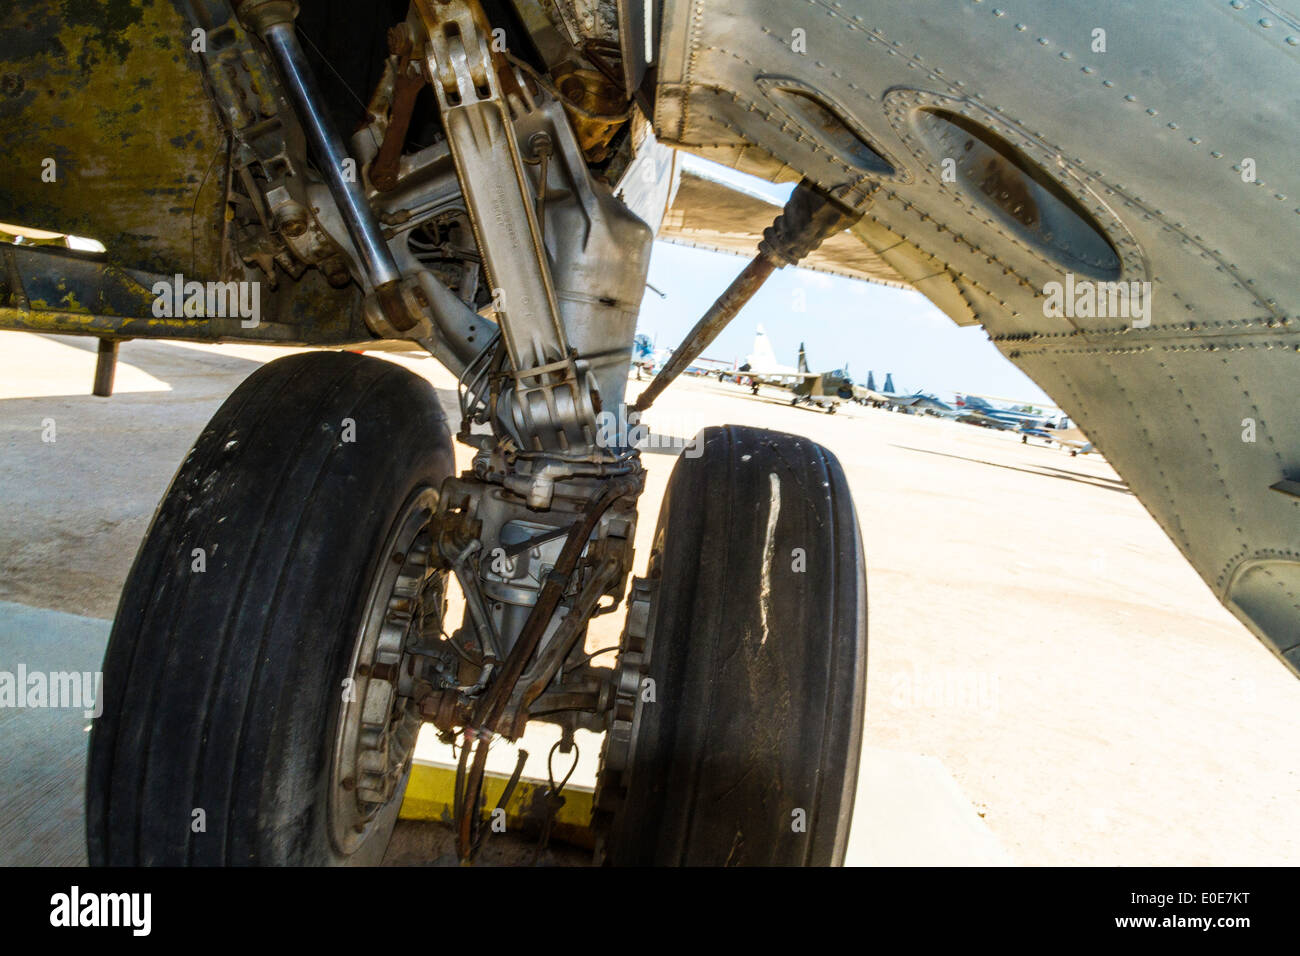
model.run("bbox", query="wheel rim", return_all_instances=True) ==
[328,486,441,857]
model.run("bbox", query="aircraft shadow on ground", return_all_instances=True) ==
[890,444,1133,495]
[5,335,463,417]
[9,333,269,401]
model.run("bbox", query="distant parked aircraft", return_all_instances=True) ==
[954,393,1058,431]
[724,327,854,412]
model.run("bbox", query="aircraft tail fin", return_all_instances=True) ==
[747,325,778,368]
[797,343,810,373]
[883,372,895,393]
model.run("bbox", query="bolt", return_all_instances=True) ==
[278,212,308,238]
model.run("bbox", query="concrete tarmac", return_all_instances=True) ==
[2,332,1298,865]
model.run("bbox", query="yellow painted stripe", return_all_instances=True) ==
[400,759,595,846]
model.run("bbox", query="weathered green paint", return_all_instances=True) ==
[0,0,226,277]
[0,306,372,347]
[0,244,371,345]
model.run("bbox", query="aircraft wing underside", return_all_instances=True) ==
[651,0,1300,673]
[659,167,913,289]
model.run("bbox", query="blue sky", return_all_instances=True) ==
[636,159,1052,405]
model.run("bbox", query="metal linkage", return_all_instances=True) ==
[368,25,427,193]
[633,180,867,412]
[410,0,653,461]
[237,0,414,331]
[450,472,641,860]
[411,0,578,441]
[231,0,659,860]
[253,15,402,290]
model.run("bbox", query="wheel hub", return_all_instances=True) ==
[328,488,441,856]
[592,573,657,830]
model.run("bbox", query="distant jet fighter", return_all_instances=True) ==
[1021,424,1095,456]
[852,370,896,405]
[1051,427,1095,457]
[955,393,1058,431]
[852,373,952,415]
[730,325,801,385]
[886,392,956,416]
[724,327,854,412]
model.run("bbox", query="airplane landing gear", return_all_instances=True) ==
[88,0,871,867]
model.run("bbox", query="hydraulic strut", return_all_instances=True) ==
[237,0,412,328]
[633,181,867,412]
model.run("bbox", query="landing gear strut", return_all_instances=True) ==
[89,0,871,867]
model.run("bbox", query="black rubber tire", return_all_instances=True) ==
[602,425,867,865]
[87,351,454,865]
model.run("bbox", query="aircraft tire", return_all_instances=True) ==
[596,425,867,865]
[87,352,453,865]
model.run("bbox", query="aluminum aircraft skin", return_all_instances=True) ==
[0,0,1296,685]
[642,1,1300,676]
